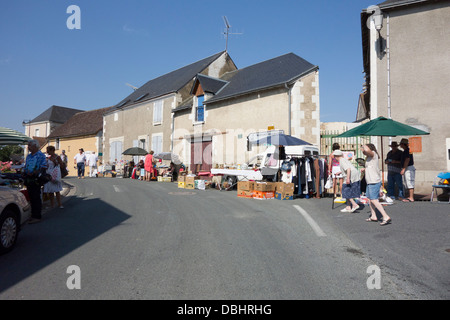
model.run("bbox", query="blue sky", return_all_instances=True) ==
[0,0,378,133]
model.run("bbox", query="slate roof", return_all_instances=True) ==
[47,107,113,139]
[108,51,227,113]
[28,105,84,124]
[205,53,318,105]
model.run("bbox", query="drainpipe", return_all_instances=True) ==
[387,14,392,147]
[366,5,383,147]
[387,14,391,120]
[285,83,291,135]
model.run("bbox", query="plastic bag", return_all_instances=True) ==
[325,176,332,189]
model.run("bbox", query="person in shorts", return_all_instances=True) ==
[328,143,344,199]
[400,138,415,202]
[362,144,392,226]
[333,150,361,213]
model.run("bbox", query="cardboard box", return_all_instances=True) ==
[178,175,186,183]
[237,190,253,198]
[157,176,163,182]
[254,182,275,192]
[178,182,185,188]
[253,191,275,200]
[185,176,195,184]
[185,183,195,189]
[237,181,255,191]
[275,182,294,193]
[195,179,206,190]
[275,192,294,200]
[162,177,172,182]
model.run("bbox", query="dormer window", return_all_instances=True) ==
[196,95,205,122]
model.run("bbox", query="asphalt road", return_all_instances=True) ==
[0,177,448,300]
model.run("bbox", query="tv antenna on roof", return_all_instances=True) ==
[125,83,139,91]
[222,16,242,51]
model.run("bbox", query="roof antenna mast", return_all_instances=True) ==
[222,16,242,51]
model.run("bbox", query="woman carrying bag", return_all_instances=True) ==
[43,146,64,209]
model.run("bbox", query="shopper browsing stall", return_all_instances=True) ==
[333,150,361,213]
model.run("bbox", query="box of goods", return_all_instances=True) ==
[237,189,253,198]
[157,176,163,182]
[103,172,116,178]
[275,192,294,200]
[253,190,275,200]
[178,182,185,189]
[162,177,172,182]
[274,182,285,193]
[178,175,186,183]
[237,181,255,192]
[185,176,195,189]
[195,179,206,190]
[254,182,275,192]
[275,182,294,193]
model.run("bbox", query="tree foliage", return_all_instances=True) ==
[0,145,24,162]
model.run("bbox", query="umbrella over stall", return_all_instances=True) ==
[334,116,430,186]
[122,147,148,156]
[254,133,312,146]
[0,127,32,145]
[153,152,181,164]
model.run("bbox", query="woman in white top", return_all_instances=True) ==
[43,145,64,208]
[362,144,391,226]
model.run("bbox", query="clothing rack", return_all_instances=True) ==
[277,154,330,199]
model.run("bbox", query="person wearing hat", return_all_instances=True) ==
[400,138,415,202]
[385,141,404,200]
[333,150,361,213]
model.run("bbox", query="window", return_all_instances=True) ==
[56,138,60,150]
[110,141,123,163]
[196,95,205,122]
[152,135,162,155]
[139,139,146,149]
[35,128,40,137]
[153,100,163,124]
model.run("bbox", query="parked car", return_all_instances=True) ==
[0,186,31,254]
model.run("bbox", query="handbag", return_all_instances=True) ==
[37,172,52,186]
[61,165,68,178]
[324,175,333,189]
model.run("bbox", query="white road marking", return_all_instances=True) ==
[113,185,122,192]
[293,205,327,237]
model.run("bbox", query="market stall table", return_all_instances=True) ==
[211,168,263,190]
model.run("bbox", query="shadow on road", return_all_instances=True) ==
[0,194,131,293]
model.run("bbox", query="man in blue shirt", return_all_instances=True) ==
[400,138,415,202]
[24,139,48,223]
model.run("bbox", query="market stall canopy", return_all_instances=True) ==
[154,152,181,164]
[0,127,32,145]
[335,117,430,138]
[334,116,430,188]
[254,133,312,146]
[122,147,148,156]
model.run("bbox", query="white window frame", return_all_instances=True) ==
[151,133,163,155]
[153,100,163,125]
